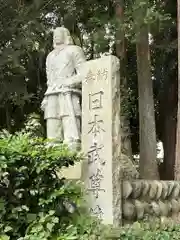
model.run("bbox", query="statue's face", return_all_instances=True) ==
[53,29,64,46]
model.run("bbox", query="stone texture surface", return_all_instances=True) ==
[111,56,122,227]
[81,55,122,226]
[42,27,86,150]
[122,180,180,221]
[120,153,139,180]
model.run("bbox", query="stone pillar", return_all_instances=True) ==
[81,55,122,226]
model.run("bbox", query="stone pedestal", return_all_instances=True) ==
[58,162,82,179]
[81,55,122,226]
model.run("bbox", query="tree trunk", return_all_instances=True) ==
[175,0,180,179]
[134,1,159,179]
[159,76,177,180]
[114,0,133,159]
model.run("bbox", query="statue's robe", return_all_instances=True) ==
[42,44,86,145]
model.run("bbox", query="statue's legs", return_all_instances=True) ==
[60,92,81,151]
[60,116,82,179]
[62,116,81,150]
[46,118,62,140]
[44,94,63,141]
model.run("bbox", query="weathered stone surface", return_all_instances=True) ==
[172,183,180,199]
[171,199,179,213]
[134,200,144,219]
[142,181,150,196]
[131,181,143,199]
[167,201,172,213]
[144,201,152,215]
[123,201,135,220]
[149,181,158,199]
[177,199,180,210]
[122,181,133,199]
[155,181,163,199]
[120,153,139,180]
[121,180,180,222]
[82,55,121,226]
[167,181,175,196]
[151,201,161,216]
[158,201,169,216]
[161,182,169,199]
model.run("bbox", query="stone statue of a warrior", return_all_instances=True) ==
[41,27,86,150]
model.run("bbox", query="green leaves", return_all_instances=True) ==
[0,199,5,212]
[0,235,10,240]
[0,129,113,240]
[115,221,180,240]
[0,130,84,239]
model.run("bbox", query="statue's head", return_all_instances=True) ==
[53,27,73,48]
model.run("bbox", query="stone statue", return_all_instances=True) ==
[41,27,86,150]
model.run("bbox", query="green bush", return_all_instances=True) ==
[0,130,86,239]
[116,221,180,240]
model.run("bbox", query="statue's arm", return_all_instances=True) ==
[46,54,51,87]
[41,55,51,111]
[70,46,86,88]
[73,46,86,74]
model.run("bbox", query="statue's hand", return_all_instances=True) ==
[64,75,81,88]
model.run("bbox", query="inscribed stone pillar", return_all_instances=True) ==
[81,55,122,226]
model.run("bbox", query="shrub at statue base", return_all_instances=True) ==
[0,131,93,239]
